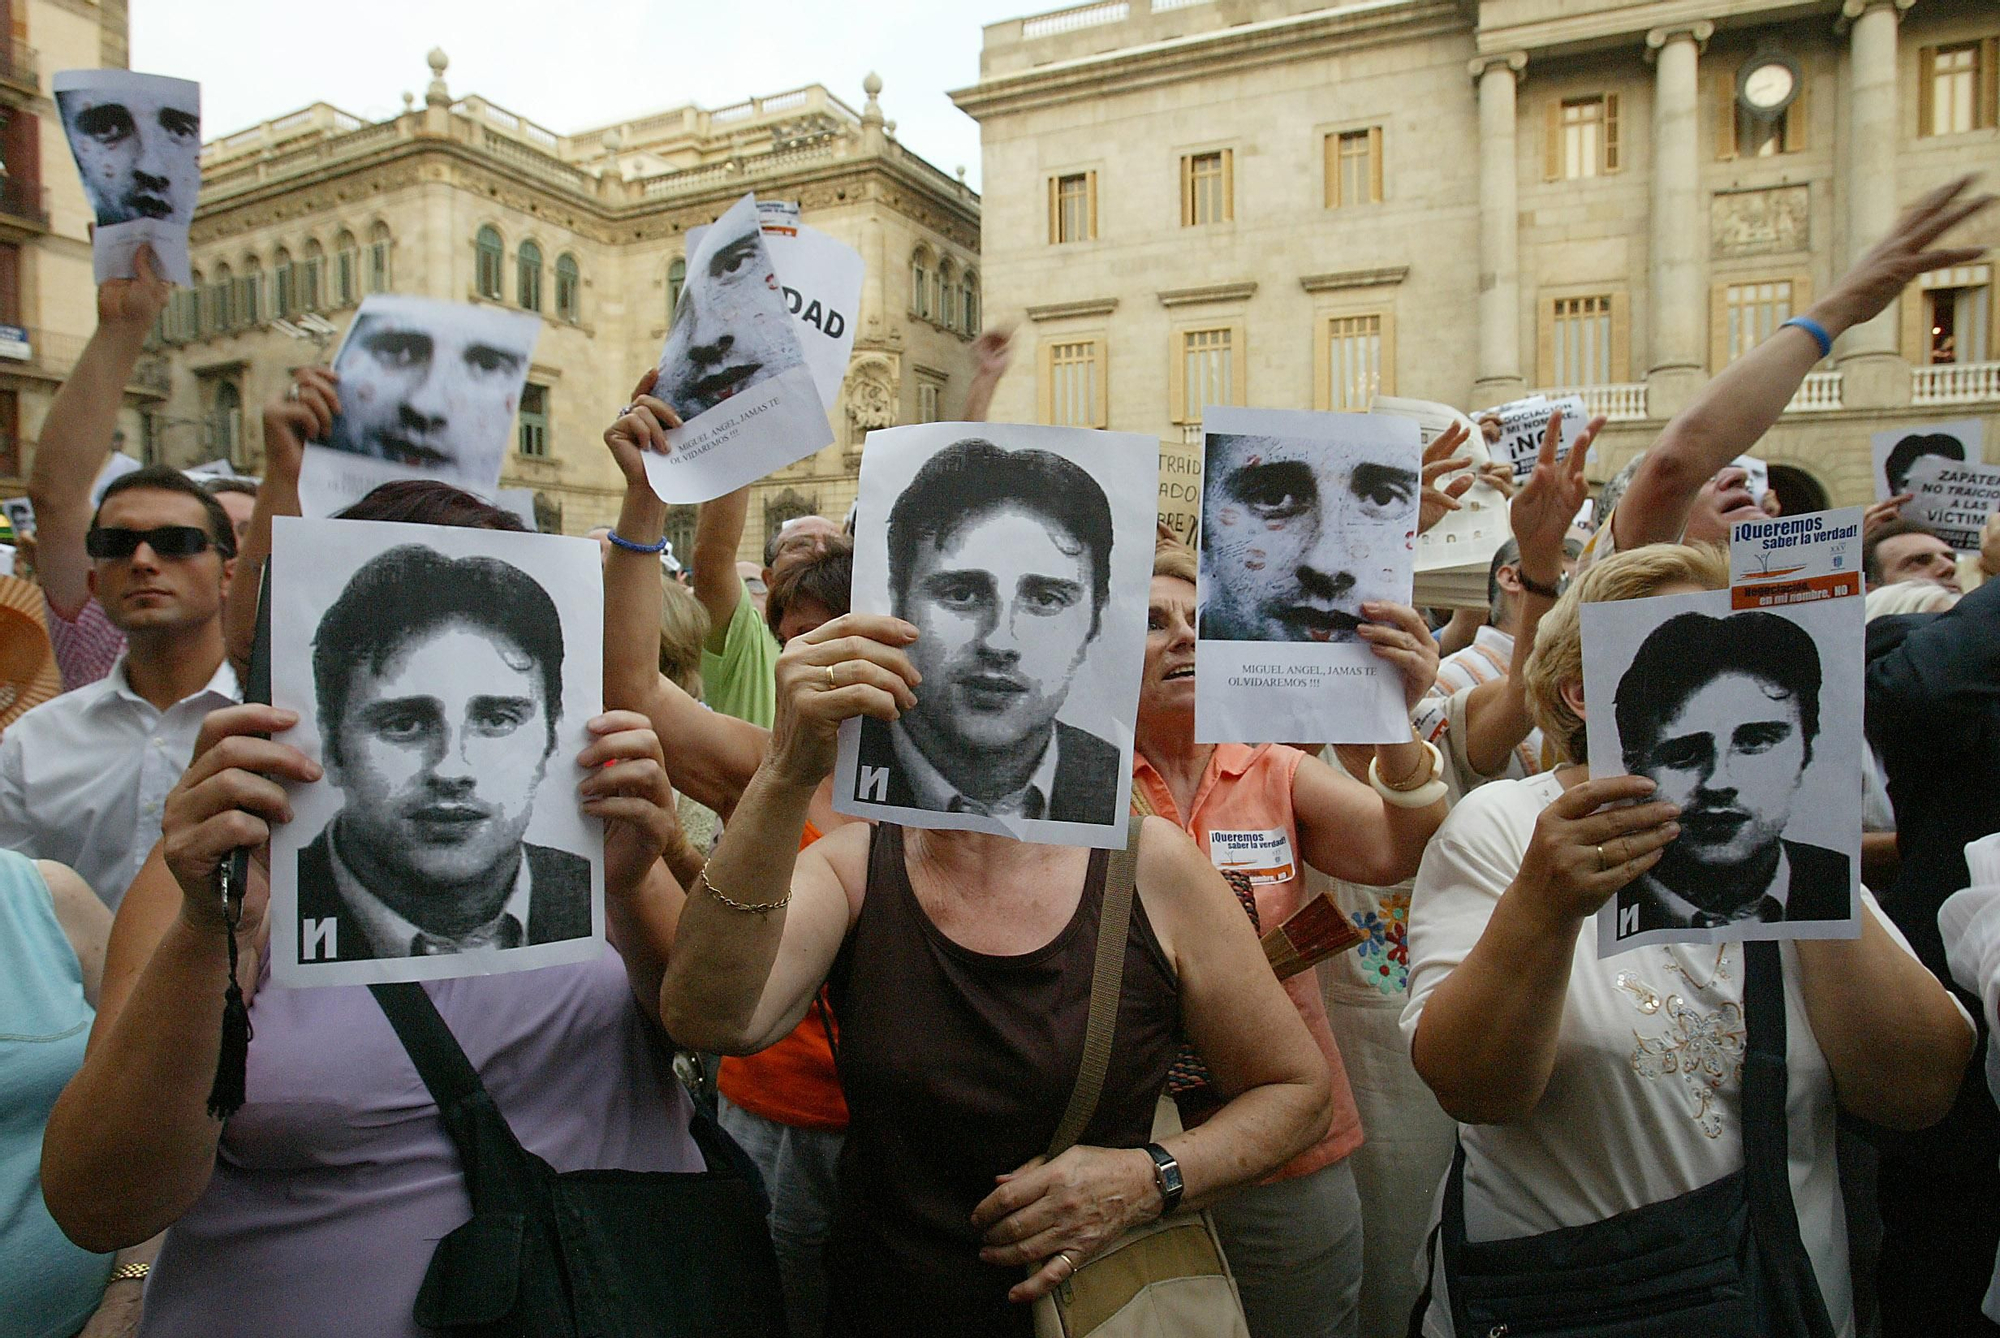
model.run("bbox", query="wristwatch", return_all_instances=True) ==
[1143,1143,1184,1214]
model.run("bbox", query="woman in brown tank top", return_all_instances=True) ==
[659,611,1332,1338]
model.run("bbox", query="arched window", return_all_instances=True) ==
[961,270,980,335]
[273,248,296,319]
[211,262,232,333]
[367,222,392,293]
[241,256,263,327]
[475,225,504,300]
[910,248,932,320]
[334,230,358,306]
[302,239,325,312]
[210,380,243,465]
[667,257,686,322]
[517,239,542,312]
[555,253,580,323]
[938,258,957,330]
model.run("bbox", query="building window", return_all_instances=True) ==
[555,253,580,322]
[517,239,542,312]
[1924,273,1992,364]
[518,383,549,457]
[917,380,943,422]
[938,258,957,330]
[1172,325,1244,424]
[0,388,17,479]
[667,257,685,321]
[1038,339,1106,428]
[1713,277,1802,367]
[273,249,297,319]
[302,240,324,312]
[1921,40,1998,137]
[1181,150,1232,226]
[1547,94,1620,179]
[208,381,243,466]
[1325,128,1382,208]
[334,230,358,307]
[962,271,979,334]
[210,263,232,334]
[476,226,504,300]
[240,259,263,328]
[1550,294,1615,385]
[1320,314,1386,411]
[368,223,392,293]
[1049,172,1097,244]
[663,505,698,566]
[910,247,932,320]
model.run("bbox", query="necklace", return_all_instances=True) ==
[1660,941,1732,994]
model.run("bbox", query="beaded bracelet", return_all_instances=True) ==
[606,530,668,555]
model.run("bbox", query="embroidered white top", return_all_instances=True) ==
[1401,772,1943,1338]
[0,653,239,909]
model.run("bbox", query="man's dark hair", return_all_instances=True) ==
[92,464,237,557]
[1884,433,1966,497]
[886,438,1114,630]
[1863,517,1945,584]
[202,476,259,500]
[312,543,563,766]
[335,479,529,531]
[767,536,852,641]
[1614,610,1821,771]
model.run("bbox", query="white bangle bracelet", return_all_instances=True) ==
[1368,741,1448,808]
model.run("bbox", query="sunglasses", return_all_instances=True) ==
[85,525,225,560]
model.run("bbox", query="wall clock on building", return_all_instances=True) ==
[1737,53,1801,116]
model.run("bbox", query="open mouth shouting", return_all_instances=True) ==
[1162,663,1196,683]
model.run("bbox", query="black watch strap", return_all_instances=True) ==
[1144,1142,1184,1213]
[1517,569,1564,600]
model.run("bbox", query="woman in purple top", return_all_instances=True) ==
[40,462,703,1337]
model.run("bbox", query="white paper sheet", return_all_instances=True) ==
[53,70,200,286]
[267,517,606,986]
[1871,418,1985,501]
[1904,455,2000,554]
[1195,406,1420,745]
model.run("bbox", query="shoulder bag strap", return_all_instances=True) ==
[1045,814,1145,1161]
[371,980,539,1213]
[1741,939,1838,1338]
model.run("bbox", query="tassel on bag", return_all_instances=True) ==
[206,854,253,1120]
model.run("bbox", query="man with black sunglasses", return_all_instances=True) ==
[0,466,238,909]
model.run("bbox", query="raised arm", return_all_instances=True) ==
[27,247,170,618]
[692,486,752,654]
[962,326,1013,422]
[1410,776,1680,1124]
[1460,410,1598,776]
[1613,176,1992,552]
[658,612,919,1055]
[224,367,335,675]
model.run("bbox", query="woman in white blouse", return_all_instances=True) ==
[1401,540,1972,1338]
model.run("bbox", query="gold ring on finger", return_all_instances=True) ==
[825,665,837,691]
[1597,844,1608,871]
[1058,1250,1077,1274]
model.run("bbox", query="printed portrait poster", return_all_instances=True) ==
[644,192,834,504]
[1582,581,1863,958]
[296,296,541,517]
[1904,454,2000,554]
[53,70,200,286]
[832,422,1155,850]
[2,496,33,539]
[694,198,864,411]
[1196,406,1422,746]
[266,516,606,987]
[1870,418,1984,501]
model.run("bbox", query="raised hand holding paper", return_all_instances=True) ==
[832,423,1153,849]
[297,295,540,516]
[54,70,200,286]
[1196,406,1421,744]
[645,192,833,503]
[267,517,606,987]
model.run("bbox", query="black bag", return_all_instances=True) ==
[370,981,788,1338]
[1410,940,1837,1338]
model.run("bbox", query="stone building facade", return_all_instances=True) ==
[150,55,981,558]
[952,0,2000,536]
[0,0,159,499]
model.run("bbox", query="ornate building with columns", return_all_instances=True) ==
[148,54,981,556]
[954,0,1999,534]
[0,0,160,502]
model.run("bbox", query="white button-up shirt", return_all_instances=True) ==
[0,653,239,909]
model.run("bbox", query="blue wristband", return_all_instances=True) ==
[606,530,668,555]
[1780,316,1833,359]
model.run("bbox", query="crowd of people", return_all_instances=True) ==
[0,173,1996,1338]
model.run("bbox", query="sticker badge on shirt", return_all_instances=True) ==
[1208,828,1297,886]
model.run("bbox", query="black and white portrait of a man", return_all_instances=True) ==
[52,70,200,285]
[301,296,540,515]
[836,424,1155,848]
[270,518,604,986]
[1583,589,1861,953]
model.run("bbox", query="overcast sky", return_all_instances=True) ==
[132,0,1038,192]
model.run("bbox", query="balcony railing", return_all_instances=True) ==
[1535,383,1649,421]
[0,179,48,229]
[1786,370,1843,413]
[1182,423,1203,447]
[1912,361,2000,406]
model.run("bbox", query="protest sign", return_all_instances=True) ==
[53,70,200,286]
[1727,506,1864,608]
[1373,394,1508,608]
[1905,455,2000,553]
[1871,419,1984,501]
[1488,394,1587,483]
[712,199,864,411]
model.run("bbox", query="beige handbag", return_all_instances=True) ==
[1030,817,1252,1338]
